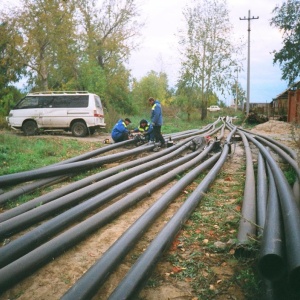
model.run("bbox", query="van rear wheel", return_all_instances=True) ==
[71,121,88,137]
[22,120,38,136]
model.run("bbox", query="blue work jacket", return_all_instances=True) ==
[150,100,163,126]
[111,119,129,140]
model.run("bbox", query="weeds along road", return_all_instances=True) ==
[0,119,299,300]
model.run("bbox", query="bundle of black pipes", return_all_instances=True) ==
[226,119,300,298]
[0,120,220,289]
[1,117,298,299]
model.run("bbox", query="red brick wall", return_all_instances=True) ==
[288,90,300,123]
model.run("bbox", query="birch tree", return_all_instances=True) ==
[178,0,241,119]
[76,0,142,110]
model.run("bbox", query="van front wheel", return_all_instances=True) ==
[71,121,88,137]
[22,120,38,136]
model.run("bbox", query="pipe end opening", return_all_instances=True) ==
[258,254,286,281]
[289,266,300,296]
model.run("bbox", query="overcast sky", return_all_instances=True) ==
[129,0,288,104]
[2,0,289,104]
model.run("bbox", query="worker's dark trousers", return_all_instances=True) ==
[153,125,165,146]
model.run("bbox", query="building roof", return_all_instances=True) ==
[272,80,300,102]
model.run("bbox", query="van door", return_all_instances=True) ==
[37,96,55,127]
[44,96,70,127]
[12,96,42,127]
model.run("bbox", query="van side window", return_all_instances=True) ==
[94,96,103,109]
[16,97,39,109]
[39,96,54,107]
[51,95,89,108]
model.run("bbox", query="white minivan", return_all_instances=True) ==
[6,91,106,137]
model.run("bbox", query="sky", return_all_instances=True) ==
[128,0,289,105]
[1,0,289,105]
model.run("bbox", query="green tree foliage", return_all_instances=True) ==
[0,0,141,114]
[12,0,78,91]
[131,70,170,114]
[270,0,300,84]
[76,0,141,112]
[0,21,24,88]
[177,0,241,120]
[175,84,199,121]
[0,86,23,118]
[0,19,26,119]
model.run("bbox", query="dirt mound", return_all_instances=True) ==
[250,120,293,135]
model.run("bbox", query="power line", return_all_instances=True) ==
[240,10,259,115]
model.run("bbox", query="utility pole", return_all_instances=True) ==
[240,10,259,116]
[235,68,239,112]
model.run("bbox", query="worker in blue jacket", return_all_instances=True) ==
[148,97,165,148]
[133,119,154,142]
[111,118,131,143]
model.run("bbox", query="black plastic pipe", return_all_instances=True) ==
[0,141,202,267]
[0,143,216,293]
[254,135,300,203]
[0,143,154,187]
[238,127,297,161]
[254,136,300,181]
[0,139,137,204]
[0,138,193,222]
[243,133,300,295]
[235,130,256,254]
[0,139,192,237]
[256,151,268,236]
[0,141,188,237]
[0,122,221,189]
[61,149,221,300]
[107,128,236,300]
[0,175,68,205]
[258,160,286,281]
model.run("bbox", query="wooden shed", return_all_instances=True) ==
[271,80,300,123]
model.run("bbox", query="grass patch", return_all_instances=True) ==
[0,133,103,176]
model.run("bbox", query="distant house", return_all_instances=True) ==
[271,80,300,123]
[249,102,270,115]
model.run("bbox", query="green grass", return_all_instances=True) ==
[0,134,103,176]
[0,111,246,177]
